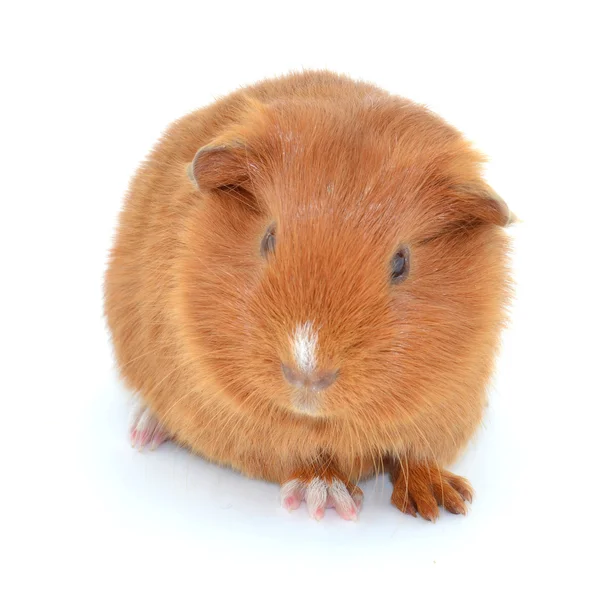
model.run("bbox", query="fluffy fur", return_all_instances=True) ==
[104,70,512,518]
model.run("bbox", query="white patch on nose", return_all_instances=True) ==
[292,321,318,374]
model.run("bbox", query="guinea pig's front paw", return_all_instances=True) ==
[129,403,170,451]
[390,462,473,522]
[281,469,363,521]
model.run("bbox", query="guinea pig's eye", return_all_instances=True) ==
[260,225,276,257]
[390,247,410,283]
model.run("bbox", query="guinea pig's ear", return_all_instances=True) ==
[453,181,517,227]
[186,142,252,191]
[186,97,269,192]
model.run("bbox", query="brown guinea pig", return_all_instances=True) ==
[104,70,513,522]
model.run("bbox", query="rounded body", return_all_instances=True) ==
[104,71,511,484]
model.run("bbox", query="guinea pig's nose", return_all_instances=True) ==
[281,363,338,391]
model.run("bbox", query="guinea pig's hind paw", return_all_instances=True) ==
[129,405,170,451]
[281,477,363,521]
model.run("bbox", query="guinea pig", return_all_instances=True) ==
[104,70,513,521]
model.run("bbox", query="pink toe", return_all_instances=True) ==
[313,507,325,521]
[283,495,301,511]
[149,431,167,449]
[336,504,358,521]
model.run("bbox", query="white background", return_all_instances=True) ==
[2,1,599,598]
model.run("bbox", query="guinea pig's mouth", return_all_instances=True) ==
[289,388,323,417]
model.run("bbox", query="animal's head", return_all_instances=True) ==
[179,95,513,424]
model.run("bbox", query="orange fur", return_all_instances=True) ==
[104,70,512,517]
